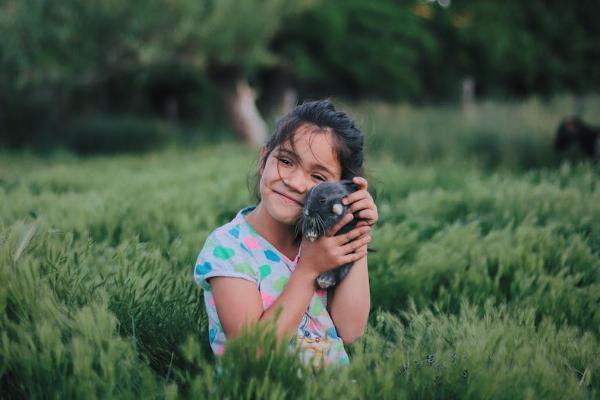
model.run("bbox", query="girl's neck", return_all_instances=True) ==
[245,203,299,259]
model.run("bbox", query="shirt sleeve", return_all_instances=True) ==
[193,230,259,291]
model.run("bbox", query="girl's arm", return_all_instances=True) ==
[210,267,318,344]
[327,255,370,344]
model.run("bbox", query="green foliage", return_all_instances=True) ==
[451,0,600,97]
[276,1,600,101]
[0,0,313,147]
[0,0,310,88]
[0,100,599,398]
[275,0,435,100]
[2,1,600,150]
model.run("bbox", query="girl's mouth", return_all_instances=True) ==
[275,191,303,207]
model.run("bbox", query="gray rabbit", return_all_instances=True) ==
[296,180,362,289]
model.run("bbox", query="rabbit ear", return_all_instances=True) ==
[340,179,360,192]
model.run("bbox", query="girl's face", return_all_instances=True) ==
[258,124,342,226]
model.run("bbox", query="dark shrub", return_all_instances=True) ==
[65,115,171,155]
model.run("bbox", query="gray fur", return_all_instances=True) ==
[296,180,360,289]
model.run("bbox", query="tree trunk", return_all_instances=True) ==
[223,78,268,148]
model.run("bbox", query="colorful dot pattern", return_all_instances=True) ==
[193,206,350,367]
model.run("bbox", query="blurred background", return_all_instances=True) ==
[1,0,599,167]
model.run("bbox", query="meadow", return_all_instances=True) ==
[1,96,599,399]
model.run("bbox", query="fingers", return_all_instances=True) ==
[327,212,354,236]
[355,209,377,222]
[340,243,369,264]
[345,198,373,214]
[335,225,370,245]
[342,188,378,227]
[342,176,371,203]
[338,229,371,253]
[352,176,368,190]
[342,190,369,207]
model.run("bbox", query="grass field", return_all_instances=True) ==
[1,96,599,398]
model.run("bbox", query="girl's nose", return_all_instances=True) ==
[284,169,308,193]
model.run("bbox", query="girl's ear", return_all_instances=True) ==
[258,145,268,175]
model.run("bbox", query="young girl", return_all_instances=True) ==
[193,100,378,367]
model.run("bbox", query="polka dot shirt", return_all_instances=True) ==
[193,206,350,367]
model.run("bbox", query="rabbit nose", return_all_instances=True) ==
[332,203,343,215]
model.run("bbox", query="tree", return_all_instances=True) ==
[273,0,436,102]
[0,0,315,147]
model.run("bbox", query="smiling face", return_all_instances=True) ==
[257,124,342,226]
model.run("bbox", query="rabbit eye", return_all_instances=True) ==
[319,197,326,204]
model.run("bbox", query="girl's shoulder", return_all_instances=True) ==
[194,208,259,289]
[194,207,261,288]
[203,206,256,249]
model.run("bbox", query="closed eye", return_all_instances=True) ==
[277,157,292,165]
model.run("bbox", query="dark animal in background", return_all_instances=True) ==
[296,180,373,289]
[554,117,599,161]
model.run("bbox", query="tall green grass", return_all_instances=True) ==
[1,97,598,398]
[347,94,600,170]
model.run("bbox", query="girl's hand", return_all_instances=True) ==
[296,213,372,278]
[343,177,378,228]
